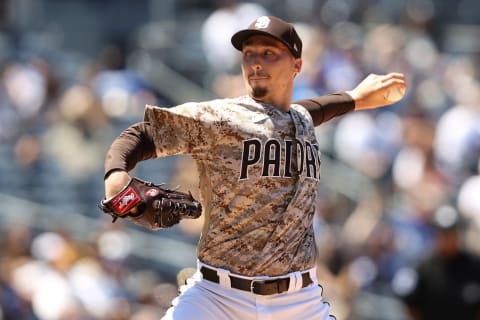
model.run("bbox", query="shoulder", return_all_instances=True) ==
[145,96,261,116]
[291,103,313,122]
[144,99,221,118]
[201,96,267,118]
[145,102,199,115]
[206,96,260,108]
[144,97,255,122]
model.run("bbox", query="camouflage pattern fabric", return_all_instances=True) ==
[144,96,321,277]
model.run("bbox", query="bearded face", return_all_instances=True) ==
[241,35,301,110]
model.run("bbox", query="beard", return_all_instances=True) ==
[251,86,268,99]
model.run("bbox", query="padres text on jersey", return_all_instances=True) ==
[239,137,321,180]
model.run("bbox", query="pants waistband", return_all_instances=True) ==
[198,261,316,295]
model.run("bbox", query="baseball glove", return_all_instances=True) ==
[99,177,202,230]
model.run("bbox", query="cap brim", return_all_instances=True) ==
[231,29,292,53]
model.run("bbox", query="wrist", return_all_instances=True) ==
[345,90,360,110]
[105,170,131,199]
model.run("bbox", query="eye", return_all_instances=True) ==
[264,50,274,56]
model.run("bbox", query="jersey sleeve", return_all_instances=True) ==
[104,121,157,179]
[104,102,215,179]
[294,92,355,126]
[143,102,214,157]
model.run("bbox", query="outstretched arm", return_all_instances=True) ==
[296,73,407,126]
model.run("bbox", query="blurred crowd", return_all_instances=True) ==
[1,0,480,319]
[0,223,181,319]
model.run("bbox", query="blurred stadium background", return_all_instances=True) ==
[0,0,479,319]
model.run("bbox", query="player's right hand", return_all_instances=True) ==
[346,72,407,110]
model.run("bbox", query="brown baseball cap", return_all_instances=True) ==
[231,16,302,58]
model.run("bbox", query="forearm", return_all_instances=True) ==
[298,73,407,126]
[104,121,157,179]
[294,92,355,126]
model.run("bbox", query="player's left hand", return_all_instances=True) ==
[99,177,202,230]
[346,72,407,110]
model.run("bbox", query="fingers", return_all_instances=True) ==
[381,73,407,86]
[383,77,407,88]
[383,72,405,80]
[350,72,407,110]
[362,72,406,88]
[378,73,407,98]
[381,74,407,104]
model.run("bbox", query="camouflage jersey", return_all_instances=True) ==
[144,95,321,277]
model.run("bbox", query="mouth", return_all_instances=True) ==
[249,74,269,81]
[248,76,269,82]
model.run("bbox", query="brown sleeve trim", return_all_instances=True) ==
[294,92,355,126]
[104,121,158,180]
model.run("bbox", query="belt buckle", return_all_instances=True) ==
[250,279,267,294]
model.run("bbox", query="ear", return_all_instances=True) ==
[293,58,302,75]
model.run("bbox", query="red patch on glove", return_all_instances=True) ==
[111,186,141,215]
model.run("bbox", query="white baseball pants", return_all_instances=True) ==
[161,261,335,320]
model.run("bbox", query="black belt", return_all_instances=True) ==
[200,266,313,295]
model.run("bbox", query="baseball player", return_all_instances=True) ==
[103,16,406,320]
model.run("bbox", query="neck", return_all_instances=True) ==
[252,97,291,112]
[250,86,293,112]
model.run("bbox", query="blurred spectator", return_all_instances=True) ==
[434,103,480,184]
[200,0,268,97]
[201,0,267,75]
[458,175,480,231]
[333,110,403,179]
[0,224,175,320]
[91,43,158,120]
[400,207,480,320]
[0,57,58,143]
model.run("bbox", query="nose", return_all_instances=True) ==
[250,60,262,73]
[245,55,262,71]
